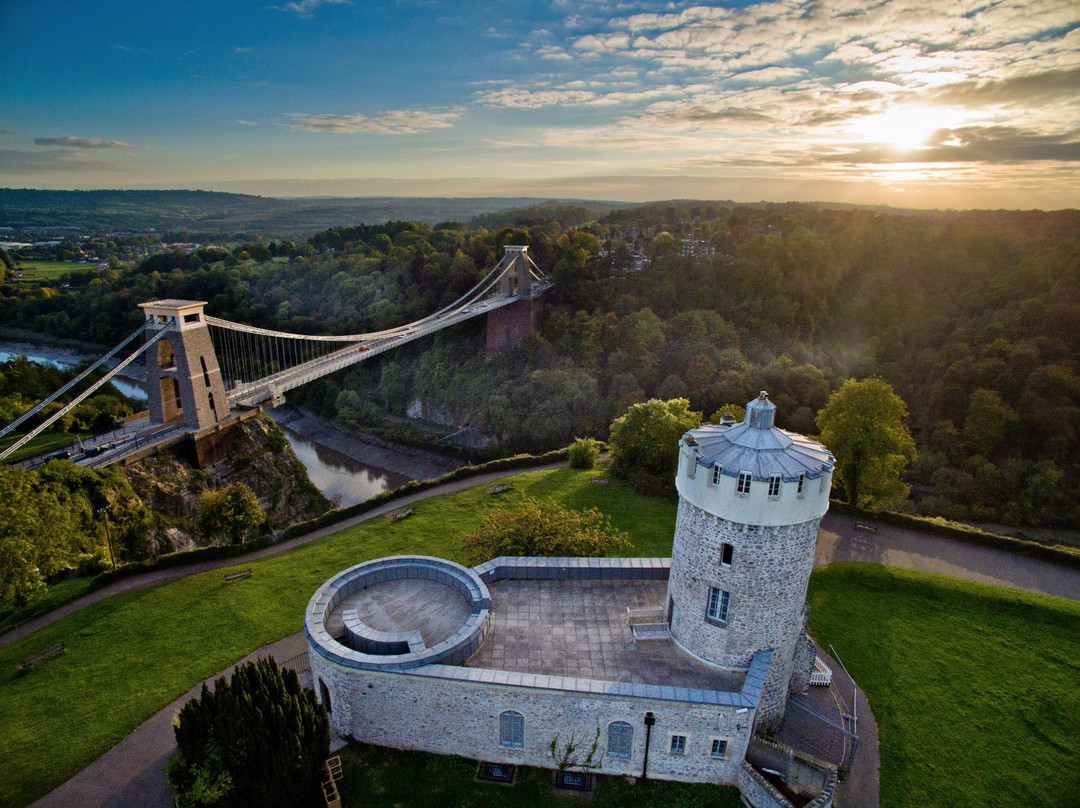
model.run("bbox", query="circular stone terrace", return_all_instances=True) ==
[305,556,491,669]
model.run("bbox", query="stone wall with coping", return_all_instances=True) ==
[667,498,821,725]
[309,651,762,785]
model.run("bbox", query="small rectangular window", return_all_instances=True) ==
[768,475,781,498]
[736,472,751,495]
[670,735,687,755]
[711,739,728,758]
[183,312,201,323]
[711,464,722,485]
[797,473,805,496]
[706,586,730,624]
[721,543,733,566]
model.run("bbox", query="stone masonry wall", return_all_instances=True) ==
[668,499,821,725]
[310,656,753,785]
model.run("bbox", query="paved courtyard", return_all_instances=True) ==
[467,579,746,691]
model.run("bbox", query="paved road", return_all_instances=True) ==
[21,482,1080,808]
[815,511,1080,601]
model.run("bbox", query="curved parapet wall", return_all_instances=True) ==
[305,555,491,670]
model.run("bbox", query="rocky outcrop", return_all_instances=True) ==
[125,413,329,552]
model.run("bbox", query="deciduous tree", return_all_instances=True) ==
[816,378,917,509]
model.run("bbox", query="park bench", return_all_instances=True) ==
[854,520,878,533]
[20,642,64,670]
[486,483,513,494]
[385,506,414,521]
[224,569,252,581]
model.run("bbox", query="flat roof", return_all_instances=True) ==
[466,579,746,692]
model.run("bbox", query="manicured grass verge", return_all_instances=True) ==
[337,742,742,808]
[0,431,80,463]
[10,261,83,282]
[0,577,97,636]
[0,468,671,808]
[807,563,1080,808]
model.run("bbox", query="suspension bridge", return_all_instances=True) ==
[1,246,550,465]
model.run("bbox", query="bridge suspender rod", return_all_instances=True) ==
[0,323,149,441]
[0,327,169,461]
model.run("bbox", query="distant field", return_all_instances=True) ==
[11,261,85,282]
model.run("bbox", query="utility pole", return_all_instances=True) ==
[98,508,116,570]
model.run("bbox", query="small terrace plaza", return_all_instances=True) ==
[467,579,746,691]
[326,577,474,648]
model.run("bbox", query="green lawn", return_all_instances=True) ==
[337,743,741,808]
[0,468,673,808]
[1,469,1077,808]
[11,261,84,281]
[808,563,1080,808]
[0,577,97,636]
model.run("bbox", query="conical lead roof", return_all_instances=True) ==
[685,391,834,482]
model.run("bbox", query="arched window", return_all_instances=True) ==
[318,679,332,714]
[607,721,633,758]
[499,710,524,748]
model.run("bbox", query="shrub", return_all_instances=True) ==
[567,437,601,469]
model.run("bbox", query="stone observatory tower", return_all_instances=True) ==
[667,391,835,726]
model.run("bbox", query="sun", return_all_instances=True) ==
[849,104,966,149]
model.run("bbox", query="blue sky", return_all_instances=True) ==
[2,0,1078,208]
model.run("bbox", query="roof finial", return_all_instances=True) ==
[759,391,768,400]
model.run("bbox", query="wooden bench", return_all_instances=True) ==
[20,642,64,670]
[854,520,878,533]
[385,506,414,521]
[486,483,513,494]
[224,569,252,581]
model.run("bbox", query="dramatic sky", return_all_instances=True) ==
[2,0,1078,208]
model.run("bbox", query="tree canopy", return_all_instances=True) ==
[168,657,329,808]
[462,496,630,566]
[608,398,703,495]
[816,378,917,509]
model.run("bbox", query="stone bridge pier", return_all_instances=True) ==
[485,245,546,358]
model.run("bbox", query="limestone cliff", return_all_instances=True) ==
[125,413,329,552]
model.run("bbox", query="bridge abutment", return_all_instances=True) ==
[485,295,545,358]
[139,300,229,429]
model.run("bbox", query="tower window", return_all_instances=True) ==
[706,586,730,624]
[721,543,733,566]
[607,721,633,758]
[711,464,722,485]
[499,711,524,748]
[736,472,751,495]
[711,739,728,758]
[797,473,805,496]
[768,475,781,498]
[669,735,687,755]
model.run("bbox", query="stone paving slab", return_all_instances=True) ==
[467,579,745,692]
[327,577,472,647]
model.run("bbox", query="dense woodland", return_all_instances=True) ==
[2,202,1078,528]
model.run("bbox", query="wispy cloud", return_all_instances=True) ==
[283,108,461,134]
[280,0,350,17]
[816,126,1080,164]
[232,120,260,127]
[34,136,134,149]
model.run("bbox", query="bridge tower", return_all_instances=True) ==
[139,300,229,429]
[486,245,546,358]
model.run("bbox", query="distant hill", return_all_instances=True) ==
[0,189,611,238]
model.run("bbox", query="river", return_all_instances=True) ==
[0,338,458,508]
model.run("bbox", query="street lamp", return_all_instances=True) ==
[97,508,116,570]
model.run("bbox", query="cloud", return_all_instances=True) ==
[932,67,1080,107]
[280,0,349,17]
[0,129,18,136]
[0,147,125,172]
[283,108,461,134]
[233,120,259,126]
[34,136,134,149]
[234,47,254,54]
[475,87,599,108]
[732,67,810,85]
[816,126,1080,164]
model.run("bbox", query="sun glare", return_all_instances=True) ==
[850,105,966,149]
